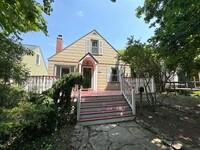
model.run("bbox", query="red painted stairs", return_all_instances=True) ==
[77,95,135,126]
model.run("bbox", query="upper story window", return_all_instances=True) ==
[86,39,103,55]
[91,40,98,54]
[36,53,40,65]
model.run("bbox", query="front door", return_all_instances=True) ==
[83,67,92,89]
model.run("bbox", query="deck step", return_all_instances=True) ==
[78,115,135,126]
[80,110,132,119]
[78,94,135,126]
[81,95,124,100]
[81,105,130,112]
[81,98,124,103]
[81,100,127,106]
[80,108,131,115]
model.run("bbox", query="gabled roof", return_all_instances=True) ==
[23,44,39,50]
[48,29,120,60]
[79,52,99,64]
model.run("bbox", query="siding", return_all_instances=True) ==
[22,47,47,75]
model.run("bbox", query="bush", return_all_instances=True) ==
[0,86,28,108]
[44,72,84,127]
[0,72,84,149]
[0,96,56,149]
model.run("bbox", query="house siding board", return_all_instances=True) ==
[48,30,131,90]
[22,47,47,75]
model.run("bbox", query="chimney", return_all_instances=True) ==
[56,35,63,54]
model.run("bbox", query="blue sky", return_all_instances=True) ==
[21,0,154,66]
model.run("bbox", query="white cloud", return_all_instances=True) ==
[77,10,84,17]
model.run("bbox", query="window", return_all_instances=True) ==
[91,40,98,54]
[55,65,75,77]
[36,53,40,65]
[61,67,70,76]
[86,39,103,55]
[111,68,118,82]
[107,67,119,82]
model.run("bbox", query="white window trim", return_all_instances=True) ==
[35,53,40,65]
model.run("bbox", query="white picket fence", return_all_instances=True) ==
[23,76,58,93]
[123,77,155,94]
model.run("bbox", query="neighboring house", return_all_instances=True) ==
[22,44,47,76]
[48,30,130,91]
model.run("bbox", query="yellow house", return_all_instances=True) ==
[48,30,130,91]
[22,45,47,76]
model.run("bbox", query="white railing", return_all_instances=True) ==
[23,76,59,93]
[76,88,81,121]
[70,84,81,121]
[121,75,136,115]
[124,77,155,94]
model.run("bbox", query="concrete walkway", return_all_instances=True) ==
[70,121,169,150]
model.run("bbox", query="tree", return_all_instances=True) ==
[119,36,177,110]
[0,1,54,86]
[136,0,200,77]
[0,0,54,38]
[0,34,33,86]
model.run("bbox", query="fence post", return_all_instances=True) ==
[131,87,136,115]
[120,73,123,93]
[151,77,154,93]
[77,88,81,121]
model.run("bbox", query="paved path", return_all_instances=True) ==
[70,121,169,150]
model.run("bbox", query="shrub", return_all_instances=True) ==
[0,86,28,108]
[0,72,83,149]
[44,72,84,127]
[0,96,56,149]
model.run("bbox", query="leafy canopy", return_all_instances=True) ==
[136,0,200,75]
[119,36,162,78]
[0,34,33,86]
[0,0,54,37]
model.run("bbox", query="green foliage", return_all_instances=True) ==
[118,49,125,55]
[0,34,33,86]
[136,0,200,77]
[193,91,200,97]
[0,86,28,108]
[0,73,83,149]
[44,72,84,127]
[0,97,56,149]
[0,0,54,37]
[119,36,162,78]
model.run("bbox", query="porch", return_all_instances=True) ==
[22,75,156,125]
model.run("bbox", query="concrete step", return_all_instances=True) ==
[81,100,127,106]
[80,109,132,119]
[78,114,135,126]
